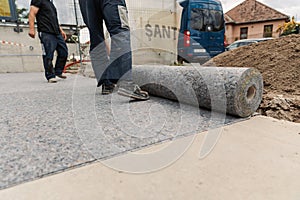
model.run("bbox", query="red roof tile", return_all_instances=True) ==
[225,0,289,24]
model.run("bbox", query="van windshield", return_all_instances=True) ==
[190,8,224,32]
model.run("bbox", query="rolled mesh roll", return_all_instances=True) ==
[132,65,263,117]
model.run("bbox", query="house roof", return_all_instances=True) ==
[225,0,290,24]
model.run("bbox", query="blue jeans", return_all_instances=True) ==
[39,32,68,80]
[79,0,132,86]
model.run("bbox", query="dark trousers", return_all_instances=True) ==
[39,32,68,80]
[79,0,132,86]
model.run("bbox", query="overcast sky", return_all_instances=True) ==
[16,0,300,24]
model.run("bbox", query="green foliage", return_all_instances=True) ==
[17,8,29,19]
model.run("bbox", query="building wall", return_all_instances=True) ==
[0,23,43,73]
[0,23,78,73]
[1,0,182,72]
[127,0,181,65]
[226,19,286,44]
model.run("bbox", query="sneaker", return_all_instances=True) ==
[117,83,149,100]
[102,83,115,95]
[48,78,58,83]
[57,73,67,79]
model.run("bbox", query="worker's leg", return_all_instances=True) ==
[79,0,110,86]
[39,32,57,81]
[54,34,68,76]
[102,0,132,82]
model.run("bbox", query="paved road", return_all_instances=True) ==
[1,116,300,200]
[0,72,240,189]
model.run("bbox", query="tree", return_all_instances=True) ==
[17,7,29,19]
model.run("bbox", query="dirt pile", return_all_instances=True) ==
[203,34,300,123]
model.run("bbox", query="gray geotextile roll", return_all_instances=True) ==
[132,65,263,117]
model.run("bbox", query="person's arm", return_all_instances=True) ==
[28,5,39,38]
[60,27,67,40]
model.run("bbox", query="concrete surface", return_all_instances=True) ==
[0,72,241,190]
[0,116,299,200]
[0,72,299,199]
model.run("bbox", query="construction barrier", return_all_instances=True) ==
[0,40,26,47]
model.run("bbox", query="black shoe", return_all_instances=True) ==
[102,83,115,95]
[57,73,67,79]
[117,83,149,100]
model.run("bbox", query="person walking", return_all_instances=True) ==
[79,0,149,100]
[28,0,68,83]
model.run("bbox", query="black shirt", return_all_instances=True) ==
[30,0,60,35]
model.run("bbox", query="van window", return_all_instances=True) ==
[190,8,224,32]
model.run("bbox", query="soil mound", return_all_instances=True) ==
[203,34,300,122]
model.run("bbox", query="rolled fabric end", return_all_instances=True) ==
[232,68,263,117]
[132,65,263,118]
